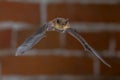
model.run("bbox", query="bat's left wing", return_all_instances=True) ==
[15,24,49,56]
[66,28,111,68]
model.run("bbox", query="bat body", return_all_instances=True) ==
[16,18,111,67]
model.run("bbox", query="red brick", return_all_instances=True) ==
[100,57,120,76]
[0,2,40,24]
[65,32,111,51]
[113,32,120,51]
[17,29,36,47]
[47,3,120,23]
[2,56,93,75]
[0,29,12,49]
[17,29,60,49]
[65,33,83,50]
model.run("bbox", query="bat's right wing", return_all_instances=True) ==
[15,24,49,56]
[67,28,111,68]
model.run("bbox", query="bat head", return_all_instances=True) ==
[52,18,70,32]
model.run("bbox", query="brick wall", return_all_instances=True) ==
[0,0,120,80]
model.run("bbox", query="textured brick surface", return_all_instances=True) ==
[0,2,40,24]
[113,32,120,50]
[2,56,93,75]
[47,3,120,23]
[100,57,120,76]
[0,1,119,78]
[2,76,120,80]
[17,29,36,47]
[17,29,61,49]
[66,32,111,51]
[65,33,83,50]
[0,29,12,49]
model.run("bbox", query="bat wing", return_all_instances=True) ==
[16,24,49,56]
[67,28,111,68]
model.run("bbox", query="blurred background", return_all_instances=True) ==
[0,0,120,80]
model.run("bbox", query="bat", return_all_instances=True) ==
[16,18,111,67]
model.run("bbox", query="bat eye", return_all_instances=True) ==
[56,19,60,23]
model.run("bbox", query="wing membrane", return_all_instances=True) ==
[67,28,111,67]
[16,24,48,56]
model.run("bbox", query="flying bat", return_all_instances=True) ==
[16,18,111,67]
